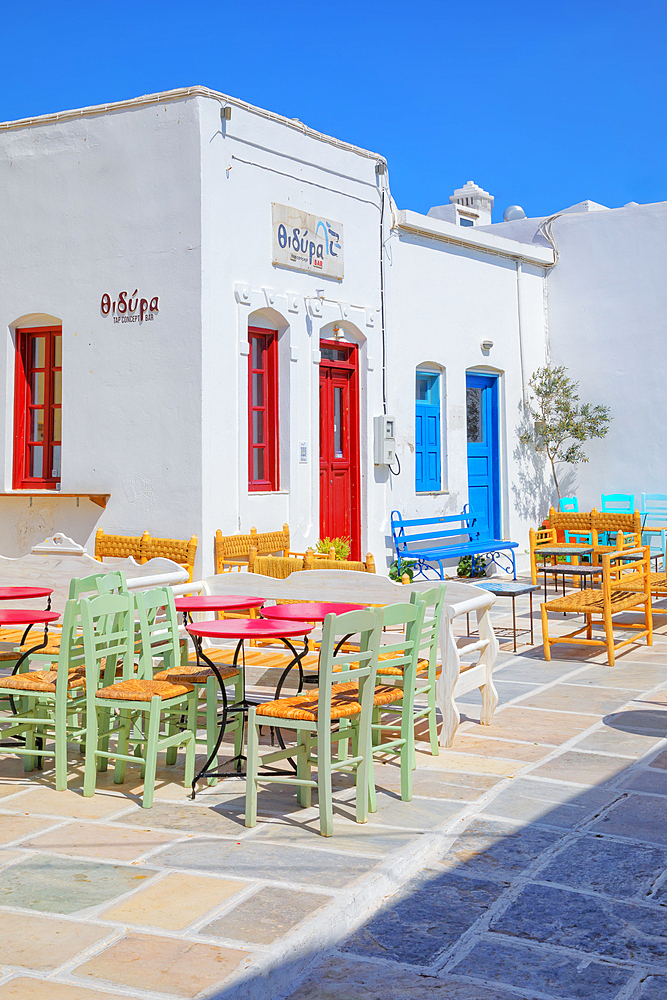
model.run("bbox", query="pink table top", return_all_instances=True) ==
[0,610,60,626]
[0,587,53,601]
[187,619,315,641]
[261,602,365,622]
[175,596,265,613]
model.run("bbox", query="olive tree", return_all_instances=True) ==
[520,365,611,499]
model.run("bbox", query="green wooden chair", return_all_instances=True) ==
[83,588,197,808]
[0,597,89,787]
[375,585,446,761]
[245,607,384,837]
[334,600,427,806]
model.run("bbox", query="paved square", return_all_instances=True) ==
[0,590,665,999]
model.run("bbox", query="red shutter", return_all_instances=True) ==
[248,328,279,491]
[13,327,62,490]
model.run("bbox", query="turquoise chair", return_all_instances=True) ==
[601,493,634,513]
[600,494,635,545]
[559,497,578,512]
[641,495,667,565]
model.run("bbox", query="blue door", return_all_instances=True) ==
[415,371,441,492]
[466,372,500,540]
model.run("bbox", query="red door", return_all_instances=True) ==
[319,341,360,559]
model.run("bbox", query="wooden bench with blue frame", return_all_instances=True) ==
[391,508,518,580]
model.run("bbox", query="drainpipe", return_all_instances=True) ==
[515,259,527,406]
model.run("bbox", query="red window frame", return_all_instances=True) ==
[13,326,62,490]
[248,327,279,491]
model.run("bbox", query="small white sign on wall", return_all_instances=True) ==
[272,204,344,280]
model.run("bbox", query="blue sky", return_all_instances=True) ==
[3,1,665,220]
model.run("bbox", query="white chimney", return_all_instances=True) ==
[428,180,494,227]
[449,181,493,226]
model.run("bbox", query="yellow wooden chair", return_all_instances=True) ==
[540,545,652,665]
[140,532,197,582]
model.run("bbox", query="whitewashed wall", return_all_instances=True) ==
[197,94,385,570]
[488,202,667,513]
[0,87,563,579]
[381,213,551,572]
[0,98,204,561]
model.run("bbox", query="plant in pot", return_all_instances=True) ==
[457,554,488,578]
[389,559,417,582]
[316,537,351,560]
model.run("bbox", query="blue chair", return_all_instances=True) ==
[559,497,578,512]
[600,495,635,545]
[601,493,635,513]
[642,495,667,567]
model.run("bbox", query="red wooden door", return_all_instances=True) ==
[319,341,360,559]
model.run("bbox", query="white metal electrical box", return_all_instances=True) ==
[373,415,396,465]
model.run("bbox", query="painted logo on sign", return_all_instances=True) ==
[272,204,344,280]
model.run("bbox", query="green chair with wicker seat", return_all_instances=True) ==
[334,600,426,806]
[373,585,445,761]
[83,588,197,808]
[245,607,384,837]
[0,597,89,786]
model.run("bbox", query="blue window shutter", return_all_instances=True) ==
[415,374,441,491]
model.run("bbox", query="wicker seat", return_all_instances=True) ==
[376,651,430,676]
[617,572,667,594]
[96,678,194,701]
[154,664,239,684]
[332,679,405,707]
[540,546,653,665]
[256,682,366,722]
[0,670,84,694]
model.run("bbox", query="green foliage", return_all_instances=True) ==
[389,559,416,582]
[520,365,611,498]
[316,536,351,560]
[457,554,488,578]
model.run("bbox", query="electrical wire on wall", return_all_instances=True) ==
[388,453,401,476]
[379,184,388,416]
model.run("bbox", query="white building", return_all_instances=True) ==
[0,85,662,576]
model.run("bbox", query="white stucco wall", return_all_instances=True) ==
[540,203,667,509]
[197,93,386,569]
[381,212,551,572]
[0,97,205,561]
[486,203,667,513]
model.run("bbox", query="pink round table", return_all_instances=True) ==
[0,587,53,604]
[186,617,316,790]
[175,596,266,614]
[260,601,365,622]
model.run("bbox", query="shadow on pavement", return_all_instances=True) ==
[210,705,667,1000]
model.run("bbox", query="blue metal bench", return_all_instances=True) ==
[391,508,518,580]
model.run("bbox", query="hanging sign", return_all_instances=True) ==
[272,204,344,280]
[100,290,159,323]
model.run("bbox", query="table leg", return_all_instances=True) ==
[529,590,534,645]
[1,622,52,754]
[189,638,237,797]
[512,596,517,653]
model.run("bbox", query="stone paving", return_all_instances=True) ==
[0,591,664,998]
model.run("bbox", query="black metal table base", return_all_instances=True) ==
[190,631,309,796]
[1,618,53,761]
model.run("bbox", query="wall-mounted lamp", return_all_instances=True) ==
[221,106,232,121]
[481,339,494,351]
[375,162,386,175]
